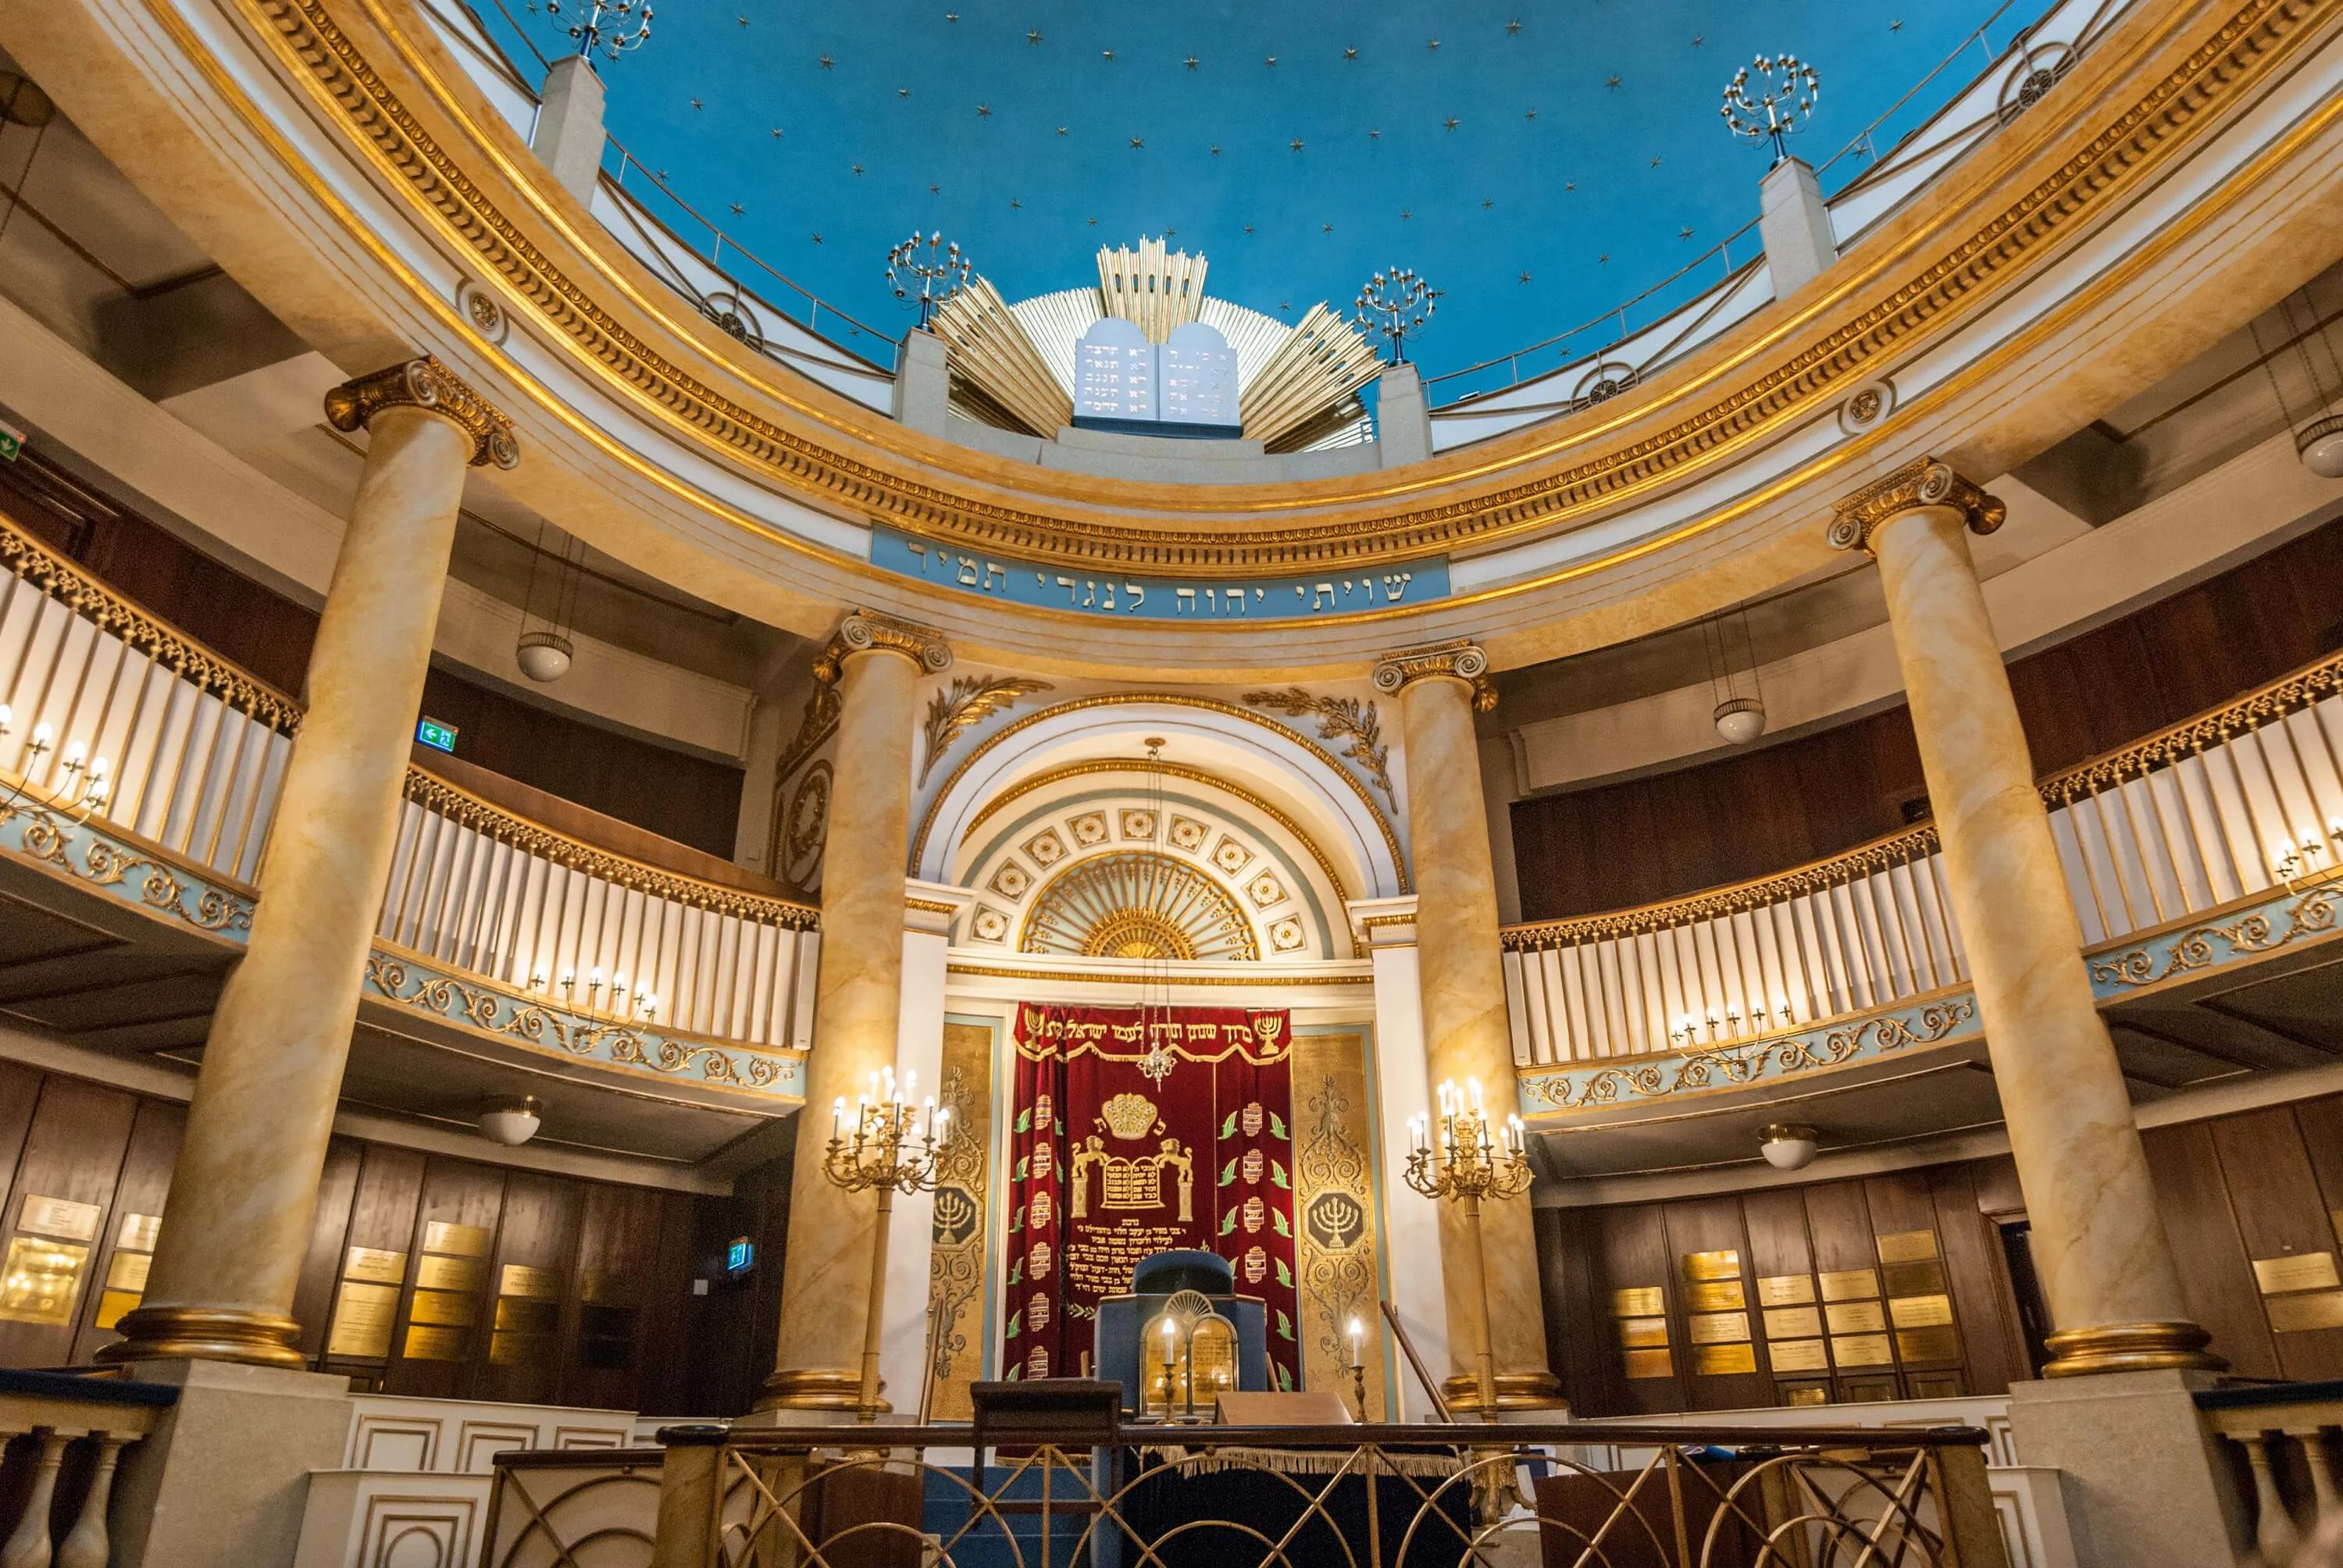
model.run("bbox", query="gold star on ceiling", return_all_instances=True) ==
[1290,138,1304,151]
[1507,19,1522,34]
[1321,223,1332,233]
[1482,198,1494,208]
[1210,144,1221,155]
[1185,55,1199,69]
[1056,126,1068,135]
[1011,198,1022,208]
[1651,155,1662,167]
[851,163,864,174]
[1026,29,1041,45]
[945,10,958,20]
[899,87,910,98]
[729,202,743,214]
[1101,49,1114,60]
[819,54,834,69]
[1518,271,1532,283]
[1368,128,1381,140]
[811,233,823,243]
[977,104,992,116]
[1264,55,1278,67]
[1525,109,1537,121]
[1129,136,1144,148]
[769,127,783,137]
[1343,46,1358,60]
[1443,116,1459,130]
[929,184,940,194]
[1680,226,1694,238]
[1427,38,1439,51]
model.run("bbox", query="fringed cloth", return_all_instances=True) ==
[1139,1445,1464,1479]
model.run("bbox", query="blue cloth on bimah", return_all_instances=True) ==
[1093,1249,1270,1415]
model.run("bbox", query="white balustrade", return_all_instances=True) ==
[1506,656,2343,1066]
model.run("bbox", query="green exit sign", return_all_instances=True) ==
[0,419,23,462]
[415,718,458,753]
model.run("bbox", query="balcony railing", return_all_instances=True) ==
[0,511,819,1064]
[1503,650,2343,1067]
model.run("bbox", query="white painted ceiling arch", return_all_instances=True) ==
[912,696,1408,914]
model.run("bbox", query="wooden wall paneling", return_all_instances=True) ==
[1536,1206,1614,1419]
[564,1183,661,1410]
[1657,1197,1768,1411]
[71,1099,184,1363]
[0,1079,137,1367]
[1739,1188,1825,1402]
[2286,1096,2343,1245]
[0,1063,45,1210]
[1862,1172,1967,1397]
[2139,1122,2277,1378]
[1796,1181,1898,1400]
[1926,1164,2024,1395]
[322,1146,426,1384]
[1583,1203,1682,1416]
[632,1190,701,1415]
[387,1159,506,1399]
[290,1140,364,1368]
[2205,1108,2343,1381]
[479,1171,580,1406]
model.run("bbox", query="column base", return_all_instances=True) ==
[754,1367,890,1416]
[1440,1370,1566,1420]
[2006,1367,2248,1567]
[95,1306,307,1370]
[2042,1320,2226,1377]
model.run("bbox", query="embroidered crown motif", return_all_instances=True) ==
[1102,1092,1158,1140]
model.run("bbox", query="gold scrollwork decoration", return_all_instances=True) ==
[922,675,1054,787]
[1242,689,1397,814]
[1532,998,1977,1110]
[2088,888,2340,989]
[2,802,255,934]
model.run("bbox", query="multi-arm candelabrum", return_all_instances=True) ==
[1,705,112,822]
[823,1067,949,1424]
[1721,54,1821,166]
[541,0,653,63]
[1405,1078,1528,1420]
[886,232,972,330]
[1353,266,1439,365]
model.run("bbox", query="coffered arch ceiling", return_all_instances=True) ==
[9,0,2338,679]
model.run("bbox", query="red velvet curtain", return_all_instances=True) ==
[1004,1003,1300,1390]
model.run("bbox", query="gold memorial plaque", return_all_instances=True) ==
[489,1330,553,1366]
[1819,1268,1880,1301]
[401,1324,467,1361]
[1784,1384,1830,1406]
[1876,1231,1939,1264]
[94,1288,140,1331]
[1623,1348,1674,1379]
[414,1255,480,1292]
[1682,1249,1742,1281]
[116,1212,160,1253]
[500,1263,562,1300]
[1889,1294,1956,1328]
[1686,1280,1747,1312]
[1831,1333,1895,1368]
[1694,1343,1758,1376]
[1768,1338,1830,1373]
[326,1282,398,1359]
[2265,1291,2343,1334]
[1617,1317,1671,1349]
[1689,1312,1751,1345]
[1896,1326,1962,1363]
[344,1246,408,1285]
[1611,1286,1665,1318]
[494,1297,559,1334]
[1763,1307,1824,1340]
[105,1250,152,1292]
[2252,1253,2341,1295]
[1756,1275,1817,1307]
[1826,1301,1888,1335]
[423,1221,490,1258]
[19,1195,101,1243]
[0,1238,87,1325]
[1883,1260,1947,1297]
[409,1289,476,1327]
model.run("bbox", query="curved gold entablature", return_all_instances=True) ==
[169,0,2339,582]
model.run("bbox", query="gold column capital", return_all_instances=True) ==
[324,356,521,470]
[1826,457,2005,554]
[838,608,954,672]
[1371,638,1496,712]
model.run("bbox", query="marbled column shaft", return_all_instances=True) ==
[1870,503,2205,1366]
[1393,669,1554,1408]
[765,643,922,1409]
[110,405,474,1365]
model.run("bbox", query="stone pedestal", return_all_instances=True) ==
[2006,1370,2248,1567]
[110,1360,354,1568]
[532,55,607,205]
[1759,155,1837,296]
[892,329,951,436]
[1375,362,1432,468]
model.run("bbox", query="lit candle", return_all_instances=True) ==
[1161,1317,1176,1359]
[934,1103,951,1140]
[1467,1077,1484,1114]
[0,703,11,732]
[30,721,52,747]
[1348,1316,1364,1370]
[832,1096,845,1136]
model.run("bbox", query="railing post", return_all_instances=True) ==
[0,1429,66,1568]
[650,1425,728,1568]
[1930,1444,2014,1568]
[55,1435,127,1568]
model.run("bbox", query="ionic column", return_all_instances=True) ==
[761,611,950,1411]
[1372,641,1562,1414]
[105,359,518,1367]
[1830,458,2218,1377]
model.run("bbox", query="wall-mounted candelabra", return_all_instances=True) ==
[886,232,972,331]
[1353,267,1439,365]
[823,1067,948,1423]
[1404,1078,1528,1419]
[1721,54,1821,165]
[2,705,112,822]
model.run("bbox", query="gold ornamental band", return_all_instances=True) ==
[757,1367,891,1413]
[1440,1369,1568,1416]
[1827,458,2006,554]
[96,1306,308,1369]
[323,356,522,470]
[2040,1319,2226,1378]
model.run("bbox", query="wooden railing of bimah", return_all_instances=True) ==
[2198,1383,2343,1567]
[0,1370,176,1568]
[598,1419,2009,1568]
[0,512,821,1053]
[1502,650,2343,1065]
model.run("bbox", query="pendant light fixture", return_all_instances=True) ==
[1706,602,1767,745]
[2249,288,2343,479]
[515,520,581,682]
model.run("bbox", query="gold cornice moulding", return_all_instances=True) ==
[1371,640,1497,711]
[323,355,521,470]
[839,608,954,672]
[233,0,2325,570]
[1826,458,2006,554]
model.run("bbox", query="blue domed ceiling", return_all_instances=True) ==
[490,0,2013,381]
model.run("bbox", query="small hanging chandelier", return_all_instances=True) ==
[2249,289,2343,479]
[515,521,581,683]
[1706,602,1767,745]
